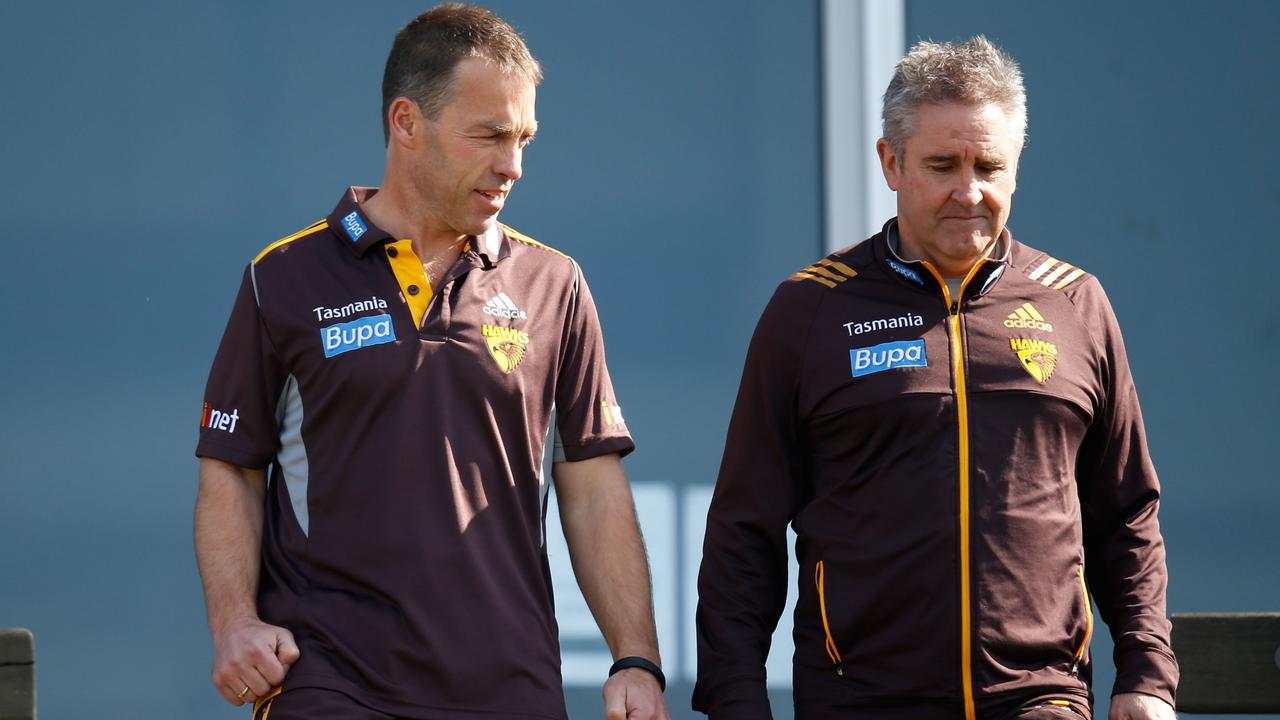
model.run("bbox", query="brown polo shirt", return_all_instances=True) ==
[196,187,633,719]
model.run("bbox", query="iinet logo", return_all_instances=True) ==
[201,402,240,433]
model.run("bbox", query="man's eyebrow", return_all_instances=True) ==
[472,122,538,136]
[922,153,1007,165]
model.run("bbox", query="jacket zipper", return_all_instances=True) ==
[814,560,845,675]
[921,261,981,720]
[1071,563,1094,674]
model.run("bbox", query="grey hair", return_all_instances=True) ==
[881,36,1027,157]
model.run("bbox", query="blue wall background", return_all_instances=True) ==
[0,2,1274,719]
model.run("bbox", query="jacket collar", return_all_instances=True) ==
[873,218,1011,303]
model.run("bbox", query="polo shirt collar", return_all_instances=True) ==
[326,186,513,268]
[472,223,511,268]
[327,187,392,256]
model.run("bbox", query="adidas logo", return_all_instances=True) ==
[1004,302,1053,332]
[482,292,528,320]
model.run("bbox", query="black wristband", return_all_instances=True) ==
[608,656,666,692]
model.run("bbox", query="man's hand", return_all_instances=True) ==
[603,667,670,720]
[211,616,300,706]
[1110,693,1175,720]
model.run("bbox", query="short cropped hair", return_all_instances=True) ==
[882,36,1026,157]
[381,3,543,143]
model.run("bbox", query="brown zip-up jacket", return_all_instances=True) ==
[694,222,1176,718]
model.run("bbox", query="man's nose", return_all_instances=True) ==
[495,144,523,181]
[951,172,983,205]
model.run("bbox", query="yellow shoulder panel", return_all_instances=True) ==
[253,219,328,265]
[501,223,567,258]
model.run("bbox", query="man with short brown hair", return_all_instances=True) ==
[194,6,669,719]
[695,37,1176,720]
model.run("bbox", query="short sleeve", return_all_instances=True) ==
[195,266,288,469]
[552,262,634,462]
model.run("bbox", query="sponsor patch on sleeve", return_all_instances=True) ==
[600,399,625,427]
[200,402,240,433]
[850,339,927,377]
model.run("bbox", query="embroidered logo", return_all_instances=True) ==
[482,292,528,320]
[850,339,927,378]
[341,211,367,242]
[1010,337,1058,383]
[1004,302,1053,332]
[481,324,529,374]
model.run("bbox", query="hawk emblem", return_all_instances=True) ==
[486,336,527,374]
[1017,347,1057,383]
[1009,337,1059,384]
[480,323,530,374]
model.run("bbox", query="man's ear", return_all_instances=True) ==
[387,97,424,149]
[876,138,901,191]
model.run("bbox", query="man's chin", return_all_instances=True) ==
[948,234,995,257]
[460,215,500,238]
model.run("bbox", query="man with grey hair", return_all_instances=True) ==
[695,36,1176,720]
[194,4,669,719]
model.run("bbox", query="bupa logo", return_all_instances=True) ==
[850,339,927,378]
[341,211,367,242]
[321,313,395,358]
[885,258,924,285]
[200,402,240,433]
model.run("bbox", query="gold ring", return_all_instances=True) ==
[237,685,251,699]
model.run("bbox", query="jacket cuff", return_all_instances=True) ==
[695,678,773,720]
[1112,643,1179,707]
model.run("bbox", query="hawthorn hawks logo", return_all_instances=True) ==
[1010,337,1058,383]
[481,324,529,374]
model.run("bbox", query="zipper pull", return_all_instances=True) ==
[835,664,844,677]
[1069,660,1080,676]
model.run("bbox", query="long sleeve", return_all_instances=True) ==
[693,282,817,718]
[1072,279,1178,704]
